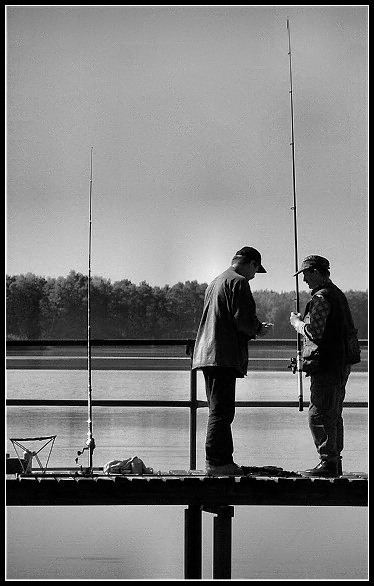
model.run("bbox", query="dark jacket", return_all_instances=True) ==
[192,268,262,377]
[302,281,355,372]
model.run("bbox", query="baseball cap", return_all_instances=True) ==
[293,255,330,276]
[235,247,266,273]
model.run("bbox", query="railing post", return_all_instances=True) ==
[189,356,197,471]
[186,340,197,471]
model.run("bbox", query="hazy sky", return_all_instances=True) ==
[6,5,368,292]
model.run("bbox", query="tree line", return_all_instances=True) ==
[6,271,368,340]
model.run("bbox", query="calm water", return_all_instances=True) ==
[6,369,368,580]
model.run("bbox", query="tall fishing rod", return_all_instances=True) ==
[76,146,96,470]
[287,20,304,412]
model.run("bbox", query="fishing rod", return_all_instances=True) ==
[286,20,304,412]
[76,147,96,470]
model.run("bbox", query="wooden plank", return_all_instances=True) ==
[6,475,367,507]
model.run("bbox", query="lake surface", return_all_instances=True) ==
[6,369,368,580]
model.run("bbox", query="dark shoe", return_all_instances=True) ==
[299,460,339,478]
[205,462,244,476]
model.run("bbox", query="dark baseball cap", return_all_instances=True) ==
[294,255,330,276]
[235,247,266,273]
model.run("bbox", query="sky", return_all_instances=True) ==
[6,5,368,292]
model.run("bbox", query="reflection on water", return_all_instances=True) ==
[6,370,368,579]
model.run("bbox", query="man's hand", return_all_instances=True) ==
[290,312,303,330]
[257,322,274,337]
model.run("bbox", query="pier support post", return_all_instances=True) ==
[213,505,234,579]
[184,504,202,579]
[203,504,235,579]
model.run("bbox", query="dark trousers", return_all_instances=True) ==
[203,367,237,466]
[309,365,351,462]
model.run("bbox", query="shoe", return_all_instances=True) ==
[298,460,339,478]
[205,462,244,476]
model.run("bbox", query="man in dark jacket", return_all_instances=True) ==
[290,255,360,477]
[192,246,273,476]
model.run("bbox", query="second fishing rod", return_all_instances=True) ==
[76,146,96,470]
[287,19,304,412]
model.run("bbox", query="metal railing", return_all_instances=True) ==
[6,339,368,469]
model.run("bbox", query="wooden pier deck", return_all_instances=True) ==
[6,471,367,508]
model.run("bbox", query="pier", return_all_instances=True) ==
[6,471,368,579]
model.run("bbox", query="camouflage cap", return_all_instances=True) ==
[294,255,330,276]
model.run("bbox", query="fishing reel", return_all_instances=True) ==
[288,357,297,374]
[75,437,96,465]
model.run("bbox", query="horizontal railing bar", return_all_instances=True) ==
[6,399,192,407]
[6,338,368,347]
[236,401,367,408]
[6,338,195,347]
[6,399,367,408]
